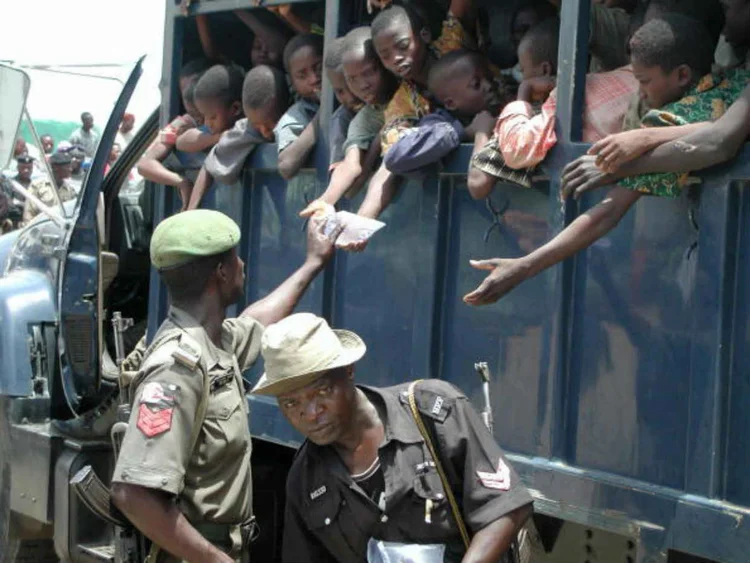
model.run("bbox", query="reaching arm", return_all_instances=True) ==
[270,4,313,34]
[356,161,399,219]
[278,114,319,180]
[196,14,220,61]
[234,9,289,53]
[621,87,750,175]
[461,504,532,563]
[467,129,495,200]
[187,167,213,210]
[588,122,709,173]
[240,216,335,326]
[111,484,232,563]
[301,148,364,216]
[176,129,222,153]
[137,141,191,189]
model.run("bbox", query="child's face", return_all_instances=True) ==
[326,67,362,112]
[631,58,690,109]
[289,45,323,101]
[436,58,501,116]
[342,52,391,105]
[517,43,552,82]
[252,36,284,69]
[194,97,242,135]
[373,19,429,81]
[246,101,284,142]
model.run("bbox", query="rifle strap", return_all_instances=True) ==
[407,380,471,551]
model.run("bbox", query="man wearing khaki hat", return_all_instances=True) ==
[253,313,534,563]
[110,209,336,563]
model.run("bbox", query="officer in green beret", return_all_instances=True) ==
[110,209,338,563]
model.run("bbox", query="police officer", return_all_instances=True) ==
[22,150,78,224]
[14,154,34,189]
[252,313,534,563]
[111,210,336,563]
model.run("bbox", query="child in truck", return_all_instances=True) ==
[275,34,324,180]
[325,37,364,174]
[137,59,212,209]
[300,26,399,220]
[381,49,509,178]
[467,17,560,199]
[464,14,750,306]
[371,0,477,157]
[172,63,245,208]
[187,65,291,210]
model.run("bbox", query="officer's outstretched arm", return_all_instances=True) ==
[112,483,234,563]
[241,215,337,326]
[461,503,532,563]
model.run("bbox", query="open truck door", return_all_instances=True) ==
[57,58,144,415]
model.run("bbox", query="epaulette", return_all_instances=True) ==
[399,382,455,423]
[172,333,202,371]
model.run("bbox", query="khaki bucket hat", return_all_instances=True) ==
[251,313,366,396]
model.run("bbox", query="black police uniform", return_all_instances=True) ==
[282,379,533,563]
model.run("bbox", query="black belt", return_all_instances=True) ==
[194,516,259,550]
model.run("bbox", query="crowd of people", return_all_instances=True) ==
[0,111,137,233]
[134,0,749,303]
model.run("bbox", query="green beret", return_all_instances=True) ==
[150,209,241,270]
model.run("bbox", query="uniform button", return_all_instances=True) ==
[324,517,331,526]
[222,407,230,416]
[162,478,168,486]
[380,515,389,523]
[436,493,444,500]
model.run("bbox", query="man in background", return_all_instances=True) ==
[116,113,136,149]
[69,112,100,157]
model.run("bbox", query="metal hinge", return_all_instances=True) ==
[28,325,50,397]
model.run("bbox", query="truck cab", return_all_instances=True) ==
[0,59,155,562]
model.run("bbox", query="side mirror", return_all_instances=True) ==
[0,64,31,170]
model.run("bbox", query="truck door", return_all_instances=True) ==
[58,58,144,415]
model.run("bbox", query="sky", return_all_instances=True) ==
[0,0,165,131]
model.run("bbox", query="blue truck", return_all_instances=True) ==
[1,1,749,562]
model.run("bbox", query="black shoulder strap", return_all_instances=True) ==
[407,380,471,550]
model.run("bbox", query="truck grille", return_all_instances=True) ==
[64,316,93,373]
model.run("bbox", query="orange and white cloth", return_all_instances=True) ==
[494,67,639,170]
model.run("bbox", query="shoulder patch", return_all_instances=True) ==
[399,385,454,423]
[172,334,202,371]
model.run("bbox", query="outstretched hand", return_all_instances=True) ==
[463,258,530,306]
[299,199,333,219]
[561,155,614,200]
[305,210,340,266]
[587,130,650,173]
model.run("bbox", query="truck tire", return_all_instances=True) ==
[0,398,57,563]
